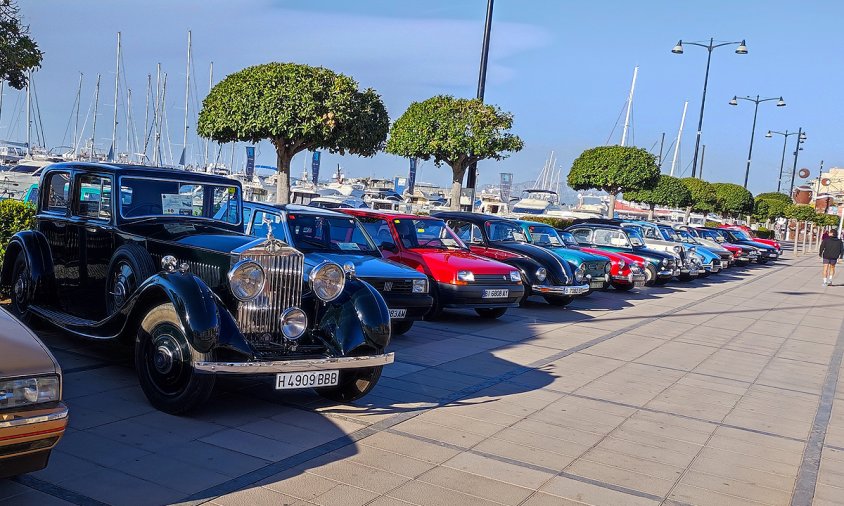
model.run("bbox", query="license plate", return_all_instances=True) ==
[633,280,645,288]
[276,370,339,390]
[482,289,509,298]
[589,280,605,288]
[389,308,407,319]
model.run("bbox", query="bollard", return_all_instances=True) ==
[794,221,800,256]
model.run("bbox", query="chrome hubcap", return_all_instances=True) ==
[154,345,174,374]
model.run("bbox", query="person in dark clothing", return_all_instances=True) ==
[819,229,843,286]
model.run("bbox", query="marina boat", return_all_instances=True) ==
[510,189,568,217]
[0,159,54,200]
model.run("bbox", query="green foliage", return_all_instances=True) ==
[624,175,691,210]
[0,199,35,266]
[752,198,770,222]
[680,178,717,213]
[568,146,659,196]
[823,214,840,227]
[712,183,754,217]
[785,204,817,221]
[518,216,575,230]
[754,228,773,239]
[386,95,523,210]
[704,220,722,228]
[197,62,388,203]
[0,3,42,89]
[755,192,791,204]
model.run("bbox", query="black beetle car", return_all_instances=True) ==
[241,202,433,336]
[434,211,589,306]
[1,163,394,414]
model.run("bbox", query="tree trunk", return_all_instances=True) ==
[647,204,655,221]
[449,164,467,211]
[684,206,692,225]
[607,194,616,219]
[274,144,293,204]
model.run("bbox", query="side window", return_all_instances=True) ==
[77,174,112,221]
[611,231,630,247]
[470,224,483,244]
[447,220,472,242]
[359,217,394,247]
[571,228,592,244]
[251,210,285,241]
[43,171,70,213]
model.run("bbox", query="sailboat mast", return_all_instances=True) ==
[0,80,4,131]
[25,71,31,156]
[670,101,688,177]
[160,72,168,164]
[153,64,161,165]
[182,30,191,166]
[125,88,132,162]
[203,62,213,168]
[621,66,638,147]
[91,74,101,162]
[73,73,83,156]
[111,32,121,160]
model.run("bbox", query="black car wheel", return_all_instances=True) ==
[544,295,574,307]
[317,363,383,403]
[475,307,507,319]
[9,254,34,323]
[106,244,157,315]
[643,264,657,286]
[135,303,215,415]
[392,321,413,336]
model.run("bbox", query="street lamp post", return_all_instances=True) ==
[464,0,494,211]
[788,127,807,195]
[765,129,802,193]
[729,95,786,188]
[671,38,747,178]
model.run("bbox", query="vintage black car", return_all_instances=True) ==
[1,163,394,414]
[434,211,589,306]
[241,202,433,335]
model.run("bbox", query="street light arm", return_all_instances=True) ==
[734,95,784,105]
[682,40,743,50]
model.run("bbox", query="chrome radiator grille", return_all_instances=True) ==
[236,247,304,336]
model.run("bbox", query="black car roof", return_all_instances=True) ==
[567,222,625,231]
[432,211,510,222]
[44,162,243,187]
[244,201,349,218]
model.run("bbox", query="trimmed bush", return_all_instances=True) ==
[516,216,575,230]
[0,199,36,268]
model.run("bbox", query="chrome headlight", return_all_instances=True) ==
[280,308,307,339]
[457,270,475,283]
[0,375,60,408]
[604,262,611,274]
[412,279,428,293]
[661,258,669,266]
[310,262,345,301]
[673,245,682,253]
[574,264,586,283]
[509,270,522,282]
[228,260,266,301]
[535,267,547,282]
[617,259,626,269]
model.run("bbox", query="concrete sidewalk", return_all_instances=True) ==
[1,252,842,505]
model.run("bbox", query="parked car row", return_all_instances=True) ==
[0,163,782,477]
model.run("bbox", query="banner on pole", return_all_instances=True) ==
[245,146,255,178]
[408,158,418,194]
[312,151,321,184]
[500,172,513,204]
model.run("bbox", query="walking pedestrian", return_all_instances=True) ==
[819,229,843,286]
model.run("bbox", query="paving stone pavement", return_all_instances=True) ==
[2,249,843,506]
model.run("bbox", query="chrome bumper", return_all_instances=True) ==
[613,272,647,283]
[0,404,68,429]
[532,283,590,295]
[195,352,395,374]
[658,268,675,277]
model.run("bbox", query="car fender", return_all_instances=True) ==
[1,231,57,305]
[505,257,544,284]
[315,278,391,355]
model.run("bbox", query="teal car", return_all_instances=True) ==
[517,220,611,293]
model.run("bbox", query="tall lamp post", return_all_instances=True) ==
[765,129,804,193]
[787,127,807,195]
[671,38,747,178]
[729,94,786,188]
[465,0,494,211]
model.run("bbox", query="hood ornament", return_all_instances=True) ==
[262,217,286,253]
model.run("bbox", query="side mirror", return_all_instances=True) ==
[379,242,398,253]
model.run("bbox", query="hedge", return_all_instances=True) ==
[515,216,575,230]
[0,199,36,269]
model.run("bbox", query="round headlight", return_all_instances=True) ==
[280,308,307,339]
[604,262,611,274]
[673,245,682,253]
[535,267,547,282]
[310,262,345,302]
[618,259,626,269]
[228,260,266,301]
[661,258,668,266]
[574,264,586,283]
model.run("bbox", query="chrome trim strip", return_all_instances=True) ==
[194,352,395,374]
[0,405,68,429]
[531,284,590,295]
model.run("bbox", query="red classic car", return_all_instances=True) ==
[556,230,646,290]
[341,209,525,319]
[719,225,782,254]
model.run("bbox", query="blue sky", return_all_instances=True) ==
[3,0,843,195]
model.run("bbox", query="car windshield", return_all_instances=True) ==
[393,218,465,250]
[526,224,564,246]
[559,231,580,247]
[486,221,528,243]
[119,177,241,224]
[674,229,698,243]
[728,229,750,240]
[626,229,646,247]
[287,213,377,253]
[703,230,727,243]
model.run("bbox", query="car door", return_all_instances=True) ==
[37,170,73,310]
[66,172,115,318]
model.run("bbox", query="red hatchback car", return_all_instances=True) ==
[341,209,525,319]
